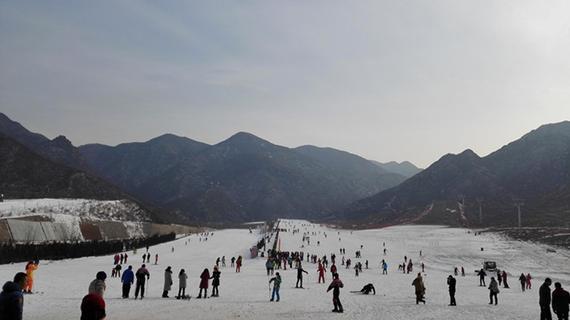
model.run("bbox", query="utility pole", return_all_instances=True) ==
[476,198,483,225]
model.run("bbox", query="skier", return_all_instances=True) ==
[296,264,308,288]
[162,266,173,298]
[235,256,242,273]
[155,254,159,265]
[478,268,487,287]
[211,266,221,297]
[124,253,128,264]
[222,256,226,267]
[540,278,553,320]
[330,263,337,277]
[447,275,457,306]
[461,266,465,277]
[526,273,533,290]
[24,260,39,294]
[269,272,282,302]
[488,277,500,305]
[177,269,188,299]
[198,268,210,298]
[121,265,134,298]
[519,273,527,292]
[0,272,27,320]
[552,282,570,320]
[502,270,509,289]
[497,270,503,286]
[382,260,388,275]
[327,273,344,313]
[265,258,273,276]
[421,262,425,273]
[113,264,122,278]
[412,273,426,304]
[318,261,326,283]
[142,253,146,263]
[134,264,150,300]
[80,293,106,320]
[120,253,124,264]
[88,271,107,297]
[356,283,375,295]
[231,257,236,268]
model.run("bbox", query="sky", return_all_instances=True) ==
[1,1,570,168]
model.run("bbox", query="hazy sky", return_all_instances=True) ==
[1,1,570,168]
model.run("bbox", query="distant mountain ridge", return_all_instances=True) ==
[343,121,570,228]
[80,131,409,223]
[370,160,422,178]
[0,113,86,169]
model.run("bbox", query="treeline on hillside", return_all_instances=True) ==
[0,233,176,264]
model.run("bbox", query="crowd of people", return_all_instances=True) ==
[1,223,569,320]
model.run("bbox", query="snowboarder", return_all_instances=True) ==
[519,273,527,292]
[177,269,188,299]
[162,266,173,298]
[134,264,150,299]
[269,272,282,302]
[552,282,570,320]
[296,264,308,288]
[412,273,426,304]
[327,273,344,313]
[80,293,106,320]
[24,260,39,294]
[478,268,487,287]
[488,277,500,305]
[198,268,210,298]
[211,266,221,297]
[447,275,457,306]
[0,272,27,320]
[121,265,134,298]
[540,278,553,320]
[88,271,107,297]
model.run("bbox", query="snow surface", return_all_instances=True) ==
[1,219,569,320]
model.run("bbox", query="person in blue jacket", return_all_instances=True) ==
[0,272,27,320]
[121,265,135,299]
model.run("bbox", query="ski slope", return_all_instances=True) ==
[1,219,568,320]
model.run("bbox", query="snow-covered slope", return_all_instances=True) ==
[0,198,150,222]
[0,220,568,320]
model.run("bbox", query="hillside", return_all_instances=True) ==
[343,121,570,228]
[0,113,86,169]
[370,160,422,178]
[81,132,407,223]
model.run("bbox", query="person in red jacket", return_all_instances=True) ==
[80,293,106,320]
[318,261,326,283]
[235,256,242,273]
[330,263,337,279]
[198,268,210,299]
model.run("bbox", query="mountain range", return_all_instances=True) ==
[0,113,418,224]
[343,121,570,228]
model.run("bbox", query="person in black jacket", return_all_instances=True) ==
[552,282,570,320]
[447,275,457,306]
[360,283,376,295]
[0,272,27,320]
[296,264,308,288]
[540,278,553,320]
[478,269,487,287]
